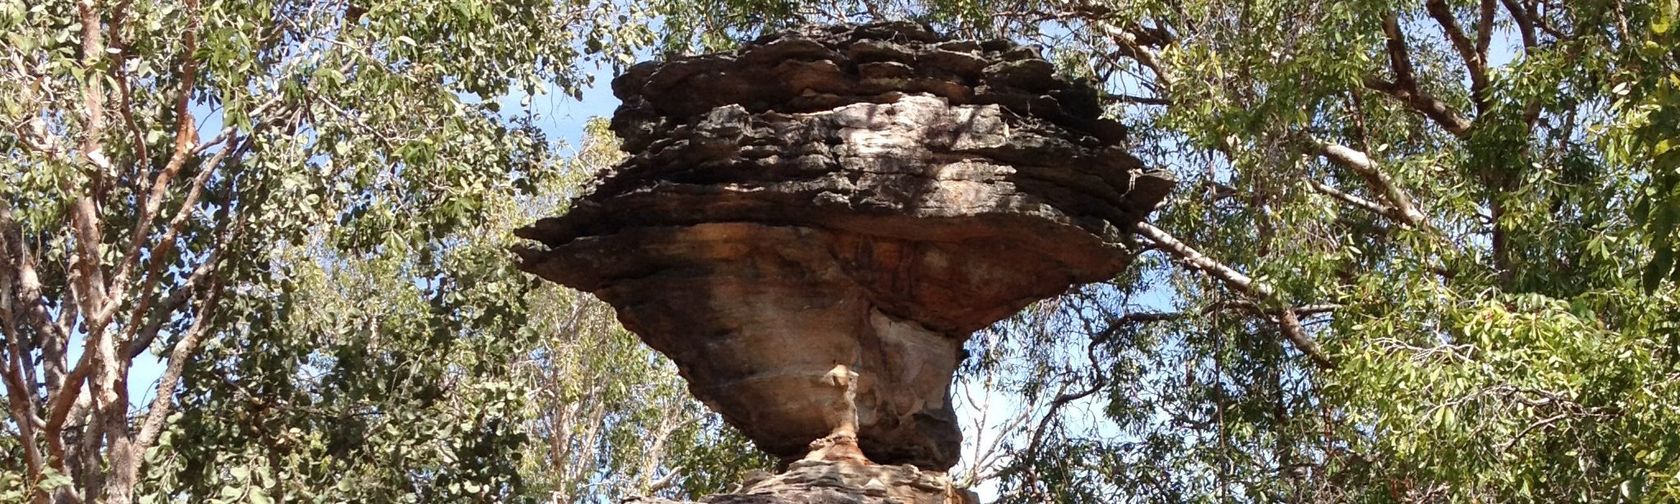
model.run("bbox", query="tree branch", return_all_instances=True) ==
[1308,138,1429,228]
[1379,12,1419,89]
[1095,20,1176,93]
[1362,77,1473,138]
[1425,0,1478,75]
[1134,222,1273,298]
[1279,308,1336,369]
[116,135,243,356]
[0,239,48,485]
[1424,0,1492,111]
[1308,179,1397,218]
[1473,0,1497,63]
[105,1,148,186]
[103,0,205,330]
[1500,0,1539,50]
[1100,92,1171,106]
[125,254,214,360]
[131,265,224,458]
[1369,12,1473,137]
[75,0,112,175]
[47,2,117,467]
[1133,222,1337,368]
[0,207,68,388]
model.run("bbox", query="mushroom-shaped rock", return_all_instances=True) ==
[515,22,1172,472]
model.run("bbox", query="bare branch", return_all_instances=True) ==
[1474,0,1497,62]
[644,470,682,494]
[1362,77,1473,138]
[1424,0,1492,111]
[0,207,69,381]
[1095,20,1176,93]
[1308,138,1430,228]
[104,0,206,329]
[1019,377,1104,497]
[0,221,49,486]
[1379,12,1419,89]
[1425,0,1478,75]
[1308,179,1397,218]
[1500,0,1539,50]
[131,266,224,455]
[45,331,98,436]
[75,0,112,175]
[1370,12,1474,137]
[115,135,243,355]
[125,254,215,359]
[104,1,148,186]
[66,0,112,328]
[1,344,47,488]
[46,2,117,454]
[1134,222,1273,298]
[1134,222,1338,369]
[1280,308,1336,369]
[1100,92,1171,106]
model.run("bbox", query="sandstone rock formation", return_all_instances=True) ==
[627,460,980,504]
[515,21,1171,479]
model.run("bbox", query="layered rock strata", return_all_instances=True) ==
[627,460,980,504]
[515,21,1172,473]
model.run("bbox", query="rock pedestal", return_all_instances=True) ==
[628,460,980,504]
[516,21,1171,501]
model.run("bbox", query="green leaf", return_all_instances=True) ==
[1646,243,1674,291]
[36,470,71,491]
[248,488,273,504]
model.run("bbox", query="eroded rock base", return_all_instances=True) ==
[628,460,979,504]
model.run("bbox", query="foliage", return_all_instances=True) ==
[0,2,755,503]
[514,121,773,503]
[1609,0,1680,289]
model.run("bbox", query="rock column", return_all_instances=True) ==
[516,21,1172,503]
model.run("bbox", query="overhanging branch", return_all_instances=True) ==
[1368,11,1474,137]
[1132,222,1337,368]
[1307,138,1431,228]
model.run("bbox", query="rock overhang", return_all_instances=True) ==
[515,21,1172,471]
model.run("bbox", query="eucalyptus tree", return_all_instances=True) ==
[0,0,660,502]
[515,119,771,504]
[652,1,1680,502]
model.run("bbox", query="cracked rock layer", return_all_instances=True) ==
[516,21,1172,471]
[627,460,979,504]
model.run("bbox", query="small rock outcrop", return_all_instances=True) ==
[515,20,1171,495]
[627,460,980,504]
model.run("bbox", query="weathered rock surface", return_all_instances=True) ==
[515,21,1172,471]
[626,460,979,504]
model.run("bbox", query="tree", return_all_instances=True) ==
[514,120,771,504]
[127,118,766,503]
[1611,0,1680,289]
[0,0,665,502]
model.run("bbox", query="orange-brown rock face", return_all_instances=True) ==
[515,22,1171,471]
